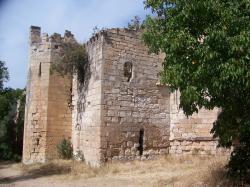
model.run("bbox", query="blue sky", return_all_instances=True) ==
[0,0,150,88]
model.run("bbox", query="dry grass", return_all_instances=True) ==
[6,155,244,187]
[21,159,72,176]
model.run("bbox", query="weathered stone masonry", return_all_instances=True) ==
[23,26,222,166]
[100,29,170,162]
[169,91,224,155]
[72,31,103,166]
[23,27,72,164]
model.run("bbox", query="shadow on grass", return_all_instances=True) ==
[0,162,71,184]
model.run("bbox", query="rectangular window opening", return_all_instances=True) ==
[38,62,42,77]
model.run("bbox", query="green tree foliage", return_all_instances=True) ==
[0,61,9,91]
[127,16,142,31]
[143,0,250,179]
[0,61,25,161]
[0,88,25,161]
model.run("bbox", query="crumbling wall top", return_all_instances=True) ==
[29,26,76,46]
[30,26,41,44]
[86,28,142,46]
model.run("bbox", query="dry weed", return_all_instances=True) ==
[20,159,72,177]
[14,155,239,186]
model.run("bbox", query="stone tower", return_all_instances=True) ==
[71,29,170,166]
[23,26,222,166]
[23,26,73,164]
[70,29,220,166]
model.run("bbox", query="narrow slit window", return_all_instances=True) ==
[36,138,40,145]
[138,128,144,156]
[38,62,42,76]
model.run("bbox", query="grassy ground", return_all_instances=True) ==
[0,155,245,187]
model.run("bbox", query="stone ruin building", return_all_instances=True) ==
[23,26,223,166]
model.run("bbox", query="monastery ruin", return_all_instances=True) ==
[23,26,223,166]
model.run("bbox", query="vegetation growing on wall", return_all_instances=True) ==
[51,42,88,84]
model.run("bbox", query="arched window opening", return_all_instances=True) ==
[124,61,133,82]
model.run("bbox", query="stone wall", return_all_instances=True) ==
[169,90,222,154]
[100,29,170,161]
[71,33,104,166]
[46,36,72,159]
[72,29,171,165]
[23,27,72,164]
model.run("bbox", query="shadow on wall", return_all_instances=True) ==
[76,57,91,124]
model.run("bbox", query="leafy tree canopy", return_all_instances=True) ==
[0,61,9,91]
[143,0,250,179]
[0,60,25,161]
[0,88,25,161]
[127,16,142,31]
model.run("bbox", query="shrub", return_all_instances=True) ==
[73,150,84,161]
[57,138,73,159]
